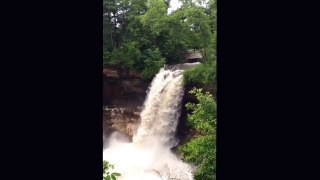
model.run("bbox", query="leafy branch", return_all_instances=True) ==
[103,160,121,180]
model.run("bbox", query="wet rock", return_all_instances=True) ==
[103,67,119,78]
[103,105,142,138]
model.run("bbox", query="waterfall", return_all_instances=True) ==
[103,63,200,180]
[133,68,184,148]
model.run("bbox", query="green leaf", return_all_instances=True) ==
[111,175,116,180]
[112,172,121,176]
[106,175,111,180]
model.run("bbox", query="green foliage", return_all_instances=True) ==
[183,61,216,85]
[180,135,216,180]
[141,0,169,34]
[182,0,217,86]
[141,48,165,79]
[103,160,121,180]
[179,88,216,180]
[103,51,111,65]
[185,88,216,134]
[103,0,215,71]
[183,35,216,86]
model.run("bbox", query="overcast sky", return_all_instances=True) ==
[168,0,209,14]
[168,0,182,14]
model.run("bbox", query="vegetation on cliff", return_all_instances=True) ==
[179,88,216,180]
[178,1,217,179]
[183,0,216,86]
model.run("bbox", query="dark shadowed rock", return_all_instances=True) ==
[103,65,150,139]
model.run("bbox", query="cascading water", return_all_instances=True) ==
[103,63,200,180]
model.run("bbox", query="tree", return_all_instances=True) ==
[182,0,216,85]
[179,88,216,180]
[141,48,165,79]
[103,0,215,79]
[141,0,169,34]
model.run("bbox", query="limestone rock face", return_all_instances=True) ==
[103,66,150,105]
[103,65,149,139]
[102,64,215,146]
[103,68,119,78]
[103,105,142,138]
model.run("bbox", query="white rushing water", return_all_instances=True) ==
[103,64,200,180]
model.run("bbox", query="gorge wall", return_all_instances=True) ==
[103,65,216,146]
[103,65,150,140]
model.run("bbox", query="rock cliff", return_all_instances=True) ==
[103,65,216,146]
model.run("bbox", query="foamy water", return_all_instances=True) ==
[103,64,200,180]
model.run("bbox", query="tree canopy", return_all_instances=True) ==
[103,0,216,79]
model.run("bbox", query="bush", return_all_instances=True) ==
[183,62,216,85]
[179,88,216,180]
